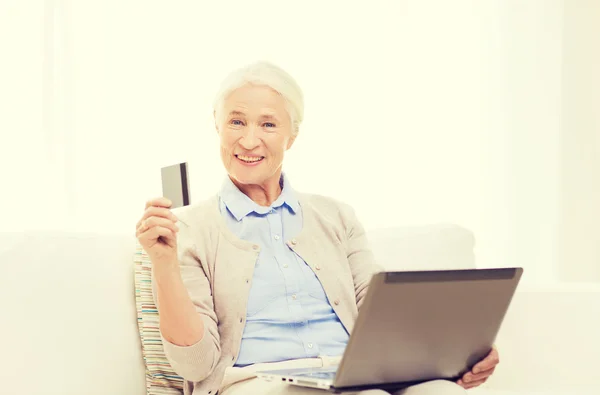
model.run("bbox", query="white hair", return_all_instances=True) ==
[213,61,304,136]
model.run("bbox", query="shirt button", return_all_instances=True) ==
[292,294,297,300]
[315,266,321,270]
[283,264,289,268]
[334,299,340,305]
[290,238,297,246]
[307,343,313,349]
[274,234,280,240]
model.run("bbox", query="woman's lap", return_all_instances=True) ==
[220,378,466,395]
[393,380,466,395]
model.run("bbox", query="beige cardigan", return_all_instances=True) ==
[152,193,382,395]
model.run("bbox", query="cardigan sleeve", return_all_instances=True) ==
[151,224,221,383]
[339,203,384,310]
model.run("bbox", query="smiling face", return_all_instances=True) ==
[216,83,296,190]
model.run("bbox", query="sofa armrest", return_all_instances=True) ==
[485,284,600,392]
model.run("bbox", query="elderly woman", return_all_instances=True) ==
[136,62,499,395]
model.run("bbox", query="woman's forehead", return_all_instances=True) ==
[223,85,289,118]
[226,84,286,107]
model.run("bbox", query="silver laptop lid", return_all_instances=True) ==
[333,268,522,390]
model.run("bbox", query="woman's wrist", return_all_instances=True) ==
[152,259,181,281]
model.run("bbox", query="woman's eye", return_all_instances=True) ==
[263,122,276,128]
[231,119,244,126]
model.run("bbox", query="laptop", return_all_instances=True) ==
[257,267,523,393]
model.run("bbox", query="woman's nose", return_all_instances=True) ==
[239,127,260,149]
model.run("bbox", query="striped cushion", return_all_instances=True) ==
[134,241,184,394]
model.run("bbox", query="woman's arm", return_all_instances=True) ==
[153,261,205,346]
[151,235,221,383]
[340,203,384,310]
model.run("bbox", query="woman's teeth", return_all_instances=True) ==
[237,155,263,163]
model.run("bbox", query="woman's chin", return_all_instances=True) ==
[230,169,266,186]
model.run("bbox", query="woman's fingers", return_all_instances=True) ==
[136,199,180,261]
[137,216,179,235]
[137,225,176,244]
[145,197,173,210]
[458,376,488,389]
[136,206,178,229]
[457,366,495,389]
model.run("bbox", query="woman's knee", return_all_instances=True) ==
[396,379,466,395]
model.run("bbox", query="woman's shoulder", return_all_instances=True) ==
[299,192,347,208]
[297,192,358,223]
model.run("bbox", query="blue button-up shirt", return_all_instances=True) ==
[218,173,349,366]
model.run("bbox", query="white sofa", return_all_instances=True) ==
[1,227,598,395]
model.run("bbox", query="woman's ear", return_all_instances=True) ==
[286,135,296,150]
[286,124,299,150]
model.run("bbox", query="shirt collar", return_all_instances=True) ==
[219,172,300,221]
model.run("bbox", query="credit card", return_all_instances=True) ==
[161,162,190,209]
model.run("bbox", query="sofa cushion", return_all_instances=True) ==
[367,224,476,271]
[134,241,186,394]
[0,231,147,395]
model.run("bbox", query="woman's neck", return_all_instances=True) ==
[231,171,283,207]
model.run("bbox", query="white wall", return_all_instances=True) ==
[1,0,597,285]
[0,2,50,226]
[558,0,600,282]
